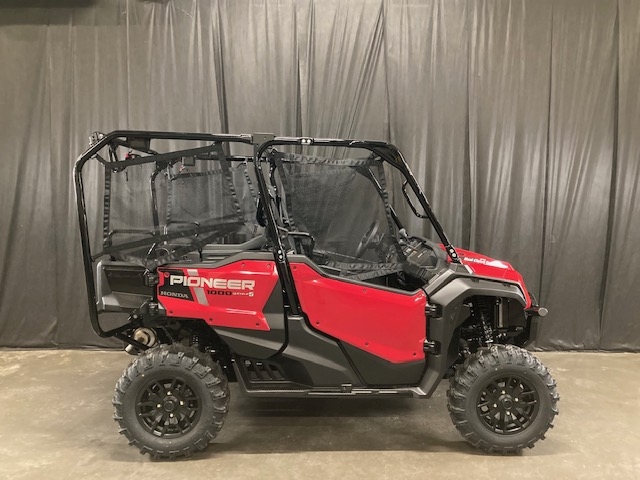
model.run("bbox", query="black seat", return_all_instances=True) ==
[201,235,268,263]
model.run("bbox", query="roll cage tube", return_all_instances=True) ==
[253,136,461,264]
[251,134,302,316]
[73,131,254,340]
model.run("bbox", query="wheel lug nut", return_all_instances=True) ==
[515,398,519,402]
[167,391,172,396]
[180,401,184,406]
[493,404,497,408]
[157,404,161,408]
[170,413,174,418]
[501,390,505,394]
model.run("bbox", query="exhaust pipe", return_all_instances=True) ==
[124,328,157,355]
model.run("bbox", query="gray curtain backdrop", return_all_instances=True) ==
[0,0,638,350]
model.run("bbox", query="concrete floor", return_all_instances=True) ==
[0,351,638,480]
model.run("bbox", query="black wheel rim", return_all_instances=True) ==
[136,377,202,438]
[476,375,540,435]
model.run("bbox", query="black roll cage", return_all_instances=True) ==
[74,131,460,342]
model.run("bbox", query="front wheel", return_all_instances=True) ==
[113,344,229,459]
[447,344,559,453]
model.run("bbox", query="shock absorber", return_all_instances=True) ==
[190,332,200,350]
[473,296,494,346]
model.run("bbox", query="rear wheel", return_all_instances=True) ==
[447,344,559,453]
[113,344,229,459]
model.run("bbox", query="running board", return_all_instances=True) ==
[234,360,424,398]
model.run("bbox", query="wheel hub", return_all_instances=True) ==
[499,395,513,410]
[135,378,201,438]
[476,375,540,435]
[163,397,177,412]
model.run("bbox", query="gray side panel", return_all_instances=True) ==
[96,260,153,312]
[279,316,362,387]
[214,278,285,359]
[214,328,284,360]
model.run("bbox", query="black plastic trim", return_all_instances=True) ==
[213,280,285,359]
[416,277,527,397]
[233,315,362,391]
[342,342,426,386]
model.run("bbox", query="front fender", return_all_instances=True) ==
[416,277,526,397]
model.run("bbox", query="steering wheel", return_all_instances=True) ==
[355,221,380,258]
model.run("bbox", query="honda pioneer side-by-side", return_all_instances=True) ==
[74,131,558,459]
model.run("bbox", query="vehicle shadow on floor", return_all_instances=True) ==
[202,394,488,457]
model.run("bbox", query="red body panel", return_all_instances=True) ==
[455,248,532,307]
[290,263,427,364]
[156,260,279,330]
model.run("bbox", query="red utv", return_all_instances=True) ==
[74,131,558,459]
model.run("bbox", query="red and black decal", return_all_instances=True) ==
[156,261,279,331]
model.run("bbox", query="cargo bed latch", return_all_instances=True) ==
[425,303,442,318]
[423,340,440,355]
[144,271,159,287]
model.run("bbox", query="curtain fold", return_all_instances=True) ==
[0,9,58,347]
[297,0,387,140]
[467,0,552,301]
[537,0,617,349]
[600,0,640,350]
[384,0,469,245]
[216,0,299,137]
[0,0,637,350]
